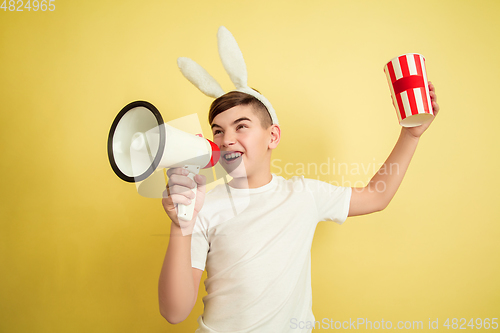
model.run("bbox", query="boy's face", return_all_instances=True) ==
[211,104,277,179]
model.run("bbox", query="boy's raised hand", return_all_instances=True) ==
[403,82,440,138]
[162,167,206,231]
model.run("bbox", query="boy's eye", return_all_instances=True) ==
[236,124,247,130]
[213,129,222,135]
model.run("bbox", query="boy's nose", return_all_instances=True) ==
[222,132,236,147]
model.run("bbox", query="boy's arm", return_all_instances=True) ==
[158,222,203,324]
[348,82,440,217]
[158,168,206,324]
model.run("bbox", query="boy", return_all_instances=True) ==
[158,85,440,332]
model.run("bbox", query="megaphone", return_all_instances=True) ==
[107,101,220,222]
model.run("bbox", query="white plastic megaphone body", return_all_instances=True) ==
[107,101,220,222]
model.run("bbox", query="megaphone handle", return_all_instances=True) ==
[177,165,200,222]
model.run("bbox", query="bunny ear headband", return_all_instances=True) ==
[177,26,279,125]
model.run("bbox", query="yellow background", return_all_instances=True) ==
[1,0,499,332]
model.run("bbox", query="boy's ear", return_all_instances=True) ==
[268,124,281,149]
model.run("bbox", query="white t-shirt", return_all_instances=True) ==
[191,174,352,333]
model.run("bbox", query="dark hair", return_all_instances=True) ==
[208,90,272,129]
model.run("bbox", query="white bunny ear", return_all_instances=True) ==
[177,57,225,98]
[217,26,248,89]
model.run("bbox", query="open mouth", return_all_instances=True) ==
[223,151,243,162]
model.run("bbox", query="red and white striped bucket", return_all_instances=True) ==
[384,53,434,127]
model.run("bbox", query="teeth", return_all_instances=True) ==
[225,152,242,160]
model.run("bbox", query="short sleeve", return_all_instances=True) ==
[191,214,209,271]
[304,178,352,224]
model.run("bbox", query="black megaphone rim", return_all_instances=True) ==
[107,100,165,183]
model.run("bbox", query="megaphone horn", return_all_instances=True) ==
[107,101,220,222]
